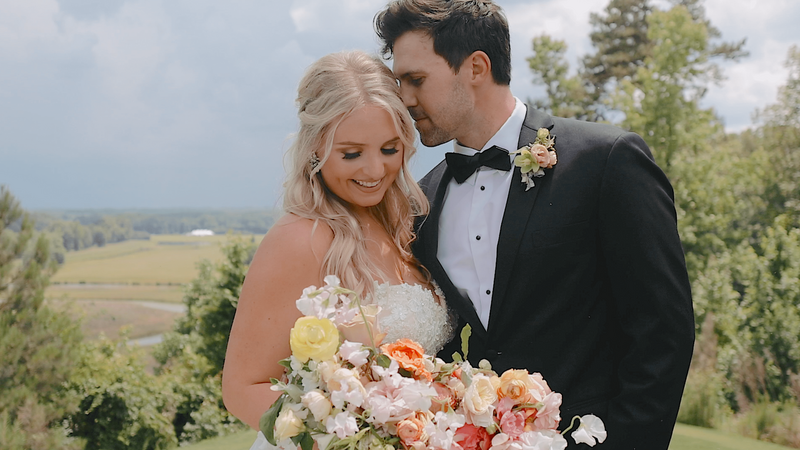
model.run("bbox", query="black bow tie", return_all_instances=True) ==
[445,145,512,183]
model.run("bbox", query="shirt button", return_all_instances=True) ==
[476,235,481,240]
[486,290,491,295]
[480,186,486,191]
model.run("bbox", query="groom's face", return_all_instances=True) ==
[392,31,472,147]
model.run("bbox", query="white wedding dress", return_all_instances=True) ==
[249,282,454,450]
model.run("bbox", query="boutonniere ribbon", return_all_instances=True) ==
[512,127,557,191]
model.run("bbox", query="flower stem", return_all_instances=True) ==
[561,415,581,435]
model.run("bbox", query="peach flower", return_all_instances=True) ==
[430,382,457,413]
[338,304,387,347]
[397,414,428,447]
[497,369,535,405]
[380,339,432,381]
[530,144,557,169]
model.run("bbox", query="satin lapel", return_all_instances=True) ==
[420,162,488,338]
[488,108,555,334]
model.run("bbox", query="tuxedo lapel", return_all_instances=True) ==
[419,162,488,339]
[488,108,555,334]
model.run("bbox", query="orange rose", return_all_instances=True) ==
[380,338,432,381]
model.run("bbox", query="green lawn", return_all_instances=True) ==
[181,424,794,450]
[47,283,186,303]
[50,234,240,285]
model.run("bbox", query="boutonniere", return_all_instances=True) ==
[512,127,557,191]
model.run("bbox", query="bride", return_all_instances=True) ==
[221,50,454,443]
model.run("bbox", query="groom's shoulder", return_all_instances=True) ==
[549,115,637,147]
[418,160,448,196]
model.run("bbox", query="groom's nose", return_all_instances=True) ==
[399,84,417,108]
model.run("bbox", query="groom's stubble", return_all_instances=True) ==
[408,77,472,148]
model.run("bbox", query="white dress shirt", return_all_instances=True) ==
[437,98,527,329]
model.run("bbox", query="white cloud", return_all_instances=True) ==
[1,0,798,208]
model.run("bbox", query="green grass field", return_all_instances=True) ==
[47,283,186,303]
[44,234,260,341]
[181,423,794,450]
[50,234,238,285]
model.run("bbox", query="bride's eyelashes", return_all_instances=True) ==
[341,148,399,160]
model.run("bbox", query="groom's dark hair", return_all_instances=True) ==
[375,0,511,86]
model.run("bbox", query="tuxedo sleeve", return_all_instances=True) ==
[596,132,694,449]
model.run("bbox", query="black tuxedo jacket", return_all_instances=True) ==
[414,108,695,450]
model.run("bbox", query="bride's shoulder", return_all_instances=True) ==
[258,213,333,260]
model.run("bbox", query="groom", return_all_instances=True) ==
[375,1,695,449]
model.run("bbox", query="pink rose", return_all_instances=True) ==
[499,410,526,439]
[530,392,562,431]
[530,144,556,169]
[454,424,492,450]
[528,372,552,403]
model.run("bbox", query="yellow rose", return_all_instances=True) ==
[497,369,534,404]
[275,408,304,441]
[290,316,339,363]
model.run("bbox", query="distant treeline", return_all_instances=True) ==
[31,209,279,260]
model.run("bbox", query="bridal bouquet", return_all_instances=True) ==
[261,276,606,450]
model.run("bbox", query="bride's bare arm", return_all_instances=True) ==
[222,214,332,429]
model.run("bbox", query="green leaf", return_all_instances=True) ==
[451,352,464,363]
[278,358,293,370]
[260,393,285,445]
[460,324,472,360]
[292,431,315,450]
[375,354,391,368]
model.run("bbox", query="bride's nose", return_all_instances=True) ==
[361,152,386,179]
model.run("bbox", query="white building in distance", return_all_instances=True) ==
[186,229,214,236]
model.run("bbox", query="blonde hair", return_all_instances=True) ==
[282,50,429,297]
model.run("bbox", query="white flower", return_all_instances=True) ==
[301,390,333,422]
[274,408,304,441]
[296,287,336,319]
[313,433,335,450]
[323,275,341,288]
[325,411,359,438]
[518,430,568,450]
[462,373,497,427]
[571,414,607,447]
[400,380,437,411]
[424,411,466,450]
[339,341,370,367]
[328,368,366,409]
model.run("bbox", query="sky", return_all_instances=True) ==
[1,0,798,210]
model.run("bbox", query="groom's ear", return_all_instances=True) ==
[465,50,492,85]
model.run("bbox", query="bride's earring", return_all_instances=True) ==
[310,153,320,172]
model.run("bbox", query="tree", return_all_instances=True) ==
[528,0,746,124]
[613,5,724,171]
[0,185,84,449]
[583,0,653,105]
[526,35,597,120]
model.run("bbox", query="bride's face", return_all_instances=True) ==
[319,105,404,212]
